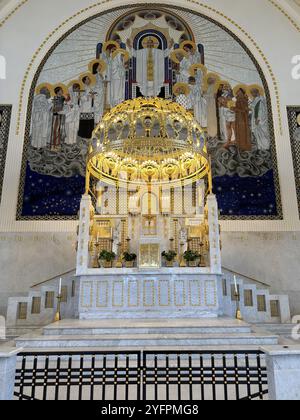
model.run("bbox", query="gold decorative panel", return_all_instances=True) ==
[112,281,124,307]
[174,280,186,307]
[257,295,267,312]
[17,302,28,320]
[143,280,155,307]
[270,300,280,318]
[81,281,94,309]
[204,280,217,307]
[139,244,160,269]
[244,290,254,307]
[45,291,55,309]
[96,281,109,308]
[31,297,41,315]
[128,280,139,307]
[189,280,202,307]
[142,216,157,236]
[159,280,171,307]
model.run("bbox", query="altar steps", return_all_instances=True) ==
[6,268,291,328]
[42,318,252,336]
[15,318,279,349]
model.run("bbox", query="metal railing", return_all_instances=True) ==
[14,350,268,401]
[30,268,76,289]
[222,266,271,289]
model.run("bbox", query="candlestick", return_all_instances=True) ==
[233,276,243,320]
[234,275,238,294]
[54,279,62,322]
[58,278,62,295]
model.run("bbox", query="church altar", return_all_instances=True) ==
[75,98,222,320]
[78,268,221,320]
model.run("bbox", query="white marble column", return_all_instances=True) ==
[0,316,5,340]
[0,348,22,400]
[262,346,300,400]
[96,182,105,214]
[206,194,221,274]
[76,194,93,275]
[196,180,205,215]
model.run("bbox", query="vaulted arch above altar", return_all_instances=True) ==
[18,4,281,221]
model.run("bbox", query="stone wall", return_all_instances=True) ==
[0,233,76,316]
[222,232,300,316]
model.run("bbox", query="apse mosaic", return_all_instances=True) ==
[0,105,12,206]
[17,5,282,220]
[287,107,300,217]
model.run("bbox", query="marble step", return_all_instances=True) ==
[6,326,40,339]
[257,324,296,337]
[43,318,252,336]
[43,327,252,335]
[16,332,279,348]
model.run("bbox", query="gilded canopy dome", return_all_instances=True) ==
[87,97,210,187]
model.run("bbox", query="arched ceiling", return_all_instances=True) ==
[1,0,300,22]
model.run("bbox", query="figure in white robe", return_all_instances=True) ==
[177,56,193,84]
[109,52,126,108]
[183,45,202,66]
[224,106,236,146]
[190,70,207,128]
[65,86,81,145]
[78,77,95,139]
[204,78,219,138]
[177,45,201,83]
[31,89,52,149]
[217,86,233,142]
[219,104,227,141]
[129,37,171,97]
[250,94,270,150]
[94,72,105,124]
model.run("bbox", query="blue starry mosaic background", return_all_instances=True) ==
[213,170,277,217]
[22,164,85,217]
[21,165,277,218]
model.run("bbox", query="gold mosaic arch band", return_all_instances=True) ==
[15,0,285,137]
[1,0,300,32]
[0,0,29,29]
[267,0,300,33]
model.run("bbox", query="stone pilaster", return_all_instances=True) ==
[0,348,22,400]
[262,346,300,400]
[76,194,93,275]
[206,194,221,274]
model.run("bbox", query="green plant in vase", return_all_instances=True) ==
[99,250,116,268]
[183,250,200,267]
[123,252,137,268]
[162,250,177,267]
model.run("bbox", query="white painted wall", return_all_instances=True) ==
[0,233,77,316]
[222,232,300,316]
[0,0,300,315]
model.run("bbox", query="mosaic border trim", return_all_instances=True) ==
[287,106,300,218]
[0,0,29,29]
[0,105,12,207]
[16,3,283,221]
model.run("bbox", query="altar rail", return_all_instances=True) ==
[14,350,268,401]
